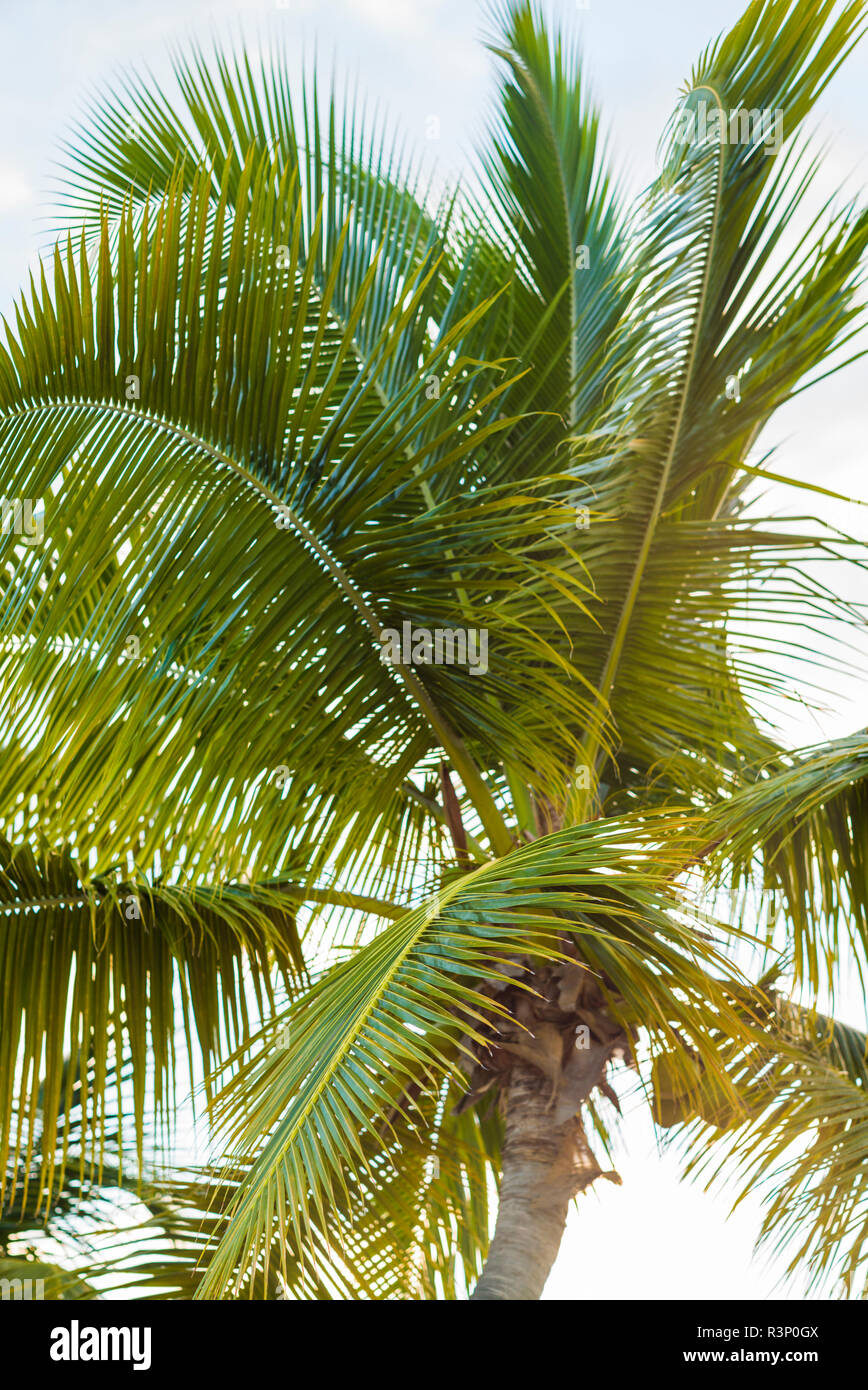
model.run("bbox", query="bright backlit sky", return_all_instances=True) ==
[1,0,867,1300]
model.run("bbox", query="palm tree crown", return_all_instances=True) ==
[1,0,867,1300]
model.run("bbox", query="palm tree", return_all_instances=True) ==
[1,0,867,1300]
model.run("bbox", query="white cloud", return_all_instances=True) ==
[0,166,34,210]
[342,0,432,39]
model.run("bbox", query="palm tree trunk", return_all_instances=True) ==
[470,1060,613,1300]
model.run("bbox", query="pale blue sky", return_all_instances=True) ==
[1,0,866,1300]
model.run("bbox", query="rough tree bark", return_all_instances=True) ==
[470,1059,617,1300]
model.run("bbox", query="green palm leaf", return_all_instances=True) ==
[0,835,300,1209]
[679,990,868,1296]
[566,0,868,813]
[703,733,868,992]
[197,815,756,1297]
[0,152,547,876]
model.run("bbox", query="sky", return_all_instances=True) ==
[1,0,866,1300]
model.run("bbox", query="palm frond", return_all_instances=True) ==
[197,815,757,1297]
[679,991,868,1297]
[476,0,630,434]
[566,0,868,811]
[0,836,300,1210]
[1,149,571,876]
[703,733,868,994]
